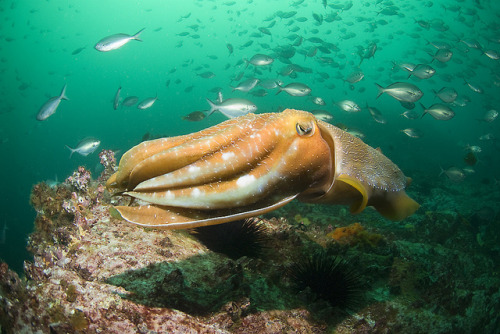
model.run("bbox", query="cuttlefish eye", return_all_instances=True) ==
[295,121,314,136]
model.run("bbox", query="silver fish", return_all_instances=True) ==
[408,64,435,79]
[138,96,158,110]
[122,96,139,107]
[259,79,283,89]
[440,166,465,183]
[401,110,420,120]
[345,70,364,84]
[479,133,495,141]
[484,50,500,60]
[245,54,274,67]
[276,82,311,96]
[66,137,101,158]
[366,104,386,124]
[113,86,121,110]
[432,87,457,103]
[311,110,333,122]
[420,103,455,120]
[232,78,260,92]
[36,84,69,121]
[95,28,145,52]
[392,62,416,73]
[375,82,423,103]
[464,80,483,94]
[464,145,481,153]
[206,95,257,118]
[431,48,453,63]
[401,128,422,138]
[311,96,326,105]
[479,109,498,123]
[336,99,361,113]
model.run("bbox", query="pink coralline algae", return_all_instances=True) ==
[98,149,117,182]
[65,166,92,193]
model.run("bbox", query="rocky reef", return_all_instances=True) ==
[1,152,500,333]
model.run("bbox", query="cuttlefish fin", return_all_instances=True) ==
[111,195,298,230]
[336,175,369,214]
[370,191,420,221]
[337,175,419,220]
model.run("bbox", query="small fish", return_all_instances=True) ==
[484,50,500,60]
[375,82,423,103]
[122,96,139,107]
[478,109,498,123]
[95,28,145,52]
[181,111,206,121]
[206,95,257,118]
[197,71,215,79]
[245,54,274,67]
[420,103,455,120]
[347,129,365,139]
[345,70,364,84]
[258,27,272,35]
[464,144,481,153]
[392,61,416,73]
[36,84,69,121]
[358,42,377,65]
[66,137,101,158]
[71,46,86,55]
[311,110,333,122]
[232,78,260,92]
[250,89,268,97]
[113,86,121,110]
[400,101,416,110]
[401,128,422,138]
[431,48,453,63]
[335,99,361,113]
[226,43,233,55]
[479,133,495,141]
[440,166,465,183]
[401,110,420,120]
[463,166,475,174]
[464,80,483,94]
[137,96,158,110]
[408,64,435,79]
[366,104,387,124]
[432,87,457,103]
[276,82,311,96]
[259,79,282,89]
[311,96,326,105]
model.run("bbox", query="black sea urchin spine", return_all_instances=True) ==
[190,218,269,260]
[288,250,364,310]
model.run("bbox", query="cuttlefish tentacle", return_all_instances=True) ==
[107,109,419,229]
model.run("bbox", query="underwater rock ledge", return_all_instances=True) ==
[0,150,499,333]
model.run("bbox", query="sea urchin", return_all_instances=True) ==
[190,218,269,260]
[288,250,364,310]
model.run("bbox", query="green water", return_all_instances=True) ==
[1,0,499,272]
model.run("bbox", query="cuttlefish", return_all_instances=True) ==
[107,109,419,229]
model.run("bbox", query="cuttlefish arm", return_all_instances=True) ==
[107,109,419,230]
